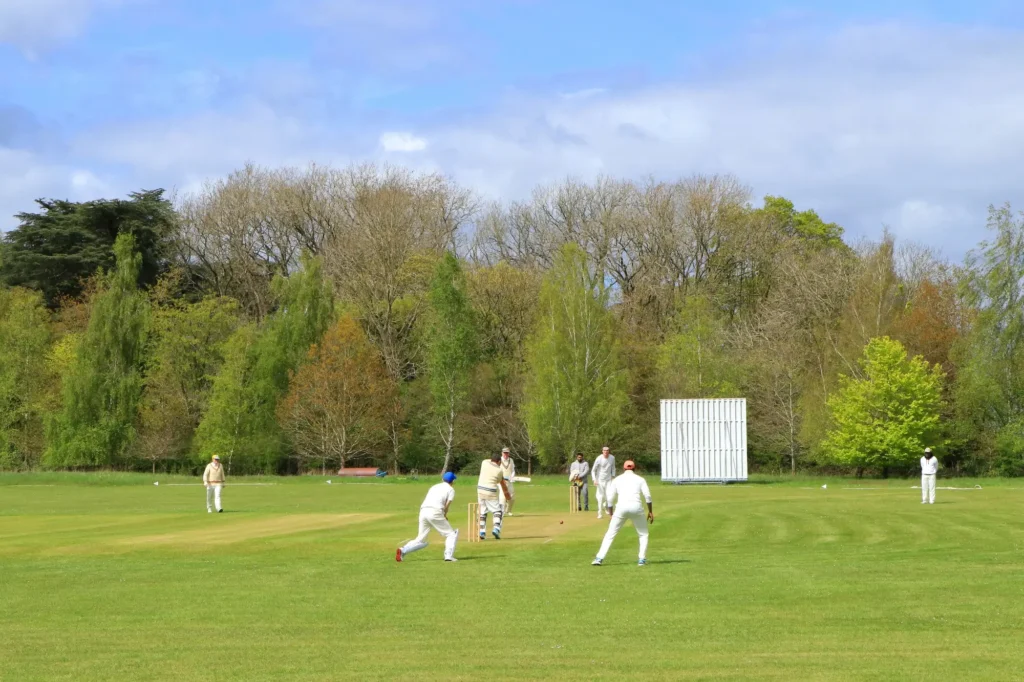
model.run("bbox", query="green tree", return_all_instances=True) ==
[44,234,150,468]
[194,256,334,473]
[522,243,628,471]
[0,190,176,307]
[822,337,945,474]
[424,253,479,473]
[0,288,51,469]
[760,195,845,248]
[954,204,1024,469]
[657,295,740,399]
[135,294,241,472]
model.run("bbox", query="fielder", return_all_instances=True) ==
[499,447,516,516]
[396,472,459,562]
[592,460,653,566]
[591,446,616,519]
[203,454,225,513]
[569,453,590,511]
[921,447,939,504]
[478,452,513,540]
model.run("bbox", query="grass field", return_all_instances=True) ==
[2,473,1023,681]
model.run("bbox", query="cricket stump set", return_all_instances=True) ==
[569,484,581,513]
[466,484,580,537]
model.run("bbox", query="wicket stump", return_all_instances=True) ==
[467,502,481,542]
[569,484,581,513]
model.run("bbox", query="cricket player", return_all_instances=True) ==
[592,460,653,566]
[478,452,513,540]
[396,472,459,562]
[203,454,225,513]
[569,452,590,511]
[591,446,616,519]
[499,447,517,516]
[921,447,939,504]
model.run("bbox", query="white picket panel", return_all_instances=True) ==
[660,398,747,482]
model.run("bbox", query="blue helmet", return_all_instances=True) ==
[443,472,456,483]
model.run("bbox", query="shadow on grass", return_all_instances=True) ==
[646,558,690,565]
[456,555,507,561]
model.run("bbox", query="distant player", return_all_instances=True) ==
[592,460,653,566]
[203,454,225,513]
[921,447,938,505]
[569,452,590,511]
[591,446,616,519]
[478,452,513,540]
[396,472,459,562]
[499,447,517,516]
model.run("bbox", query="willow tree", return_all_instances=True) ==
[44,234,150,468]
[522,243,628,471]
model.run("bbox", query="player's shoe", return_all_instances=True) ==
[591,558,602,566]
[207,509,212,514]
[638,558,647,566]
[444,557,458,562]
[395,548,403,562]
[492,529,501,540]
[479,532,486,540]
[217,509,223,513]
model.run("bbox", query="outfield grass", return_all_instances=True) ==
[1,473,1023,681]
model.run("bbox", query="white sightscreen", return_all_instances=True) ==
[660,399,748,482]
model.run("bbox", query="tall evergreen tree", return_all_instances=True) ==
[0,189,175,307]
[44,234,150,468]
[522,243,628,471]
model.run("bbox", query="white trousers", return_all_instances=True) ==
[206,485,222,512]
[594,479,611,514]
[921,474,936,504]
[596,511,649,561]
[477,498,503,535]
[402,509,458,560]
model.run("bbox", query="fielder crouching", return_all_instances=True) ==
[397,472,460,562]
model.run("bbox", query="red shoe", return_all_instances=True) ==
[395,548,403,562]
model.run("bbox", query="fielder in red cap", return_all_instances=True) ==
[591,459,654,566]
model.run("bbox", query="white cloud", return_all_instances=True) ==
[0,148,113,232]
[0,0,125,55]
[393,23,1024,256]
[379,132,428,152]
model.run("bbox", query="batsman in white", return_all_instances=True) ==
[478,452,513,540]
[921,447,939,504]
[203,454,225,513]
[590,446,616,519]
[396,471,460,562]
[592,460,654,566]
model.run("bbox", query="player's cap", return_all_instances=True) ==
[502,447,510,454]
[443,472,456,483]
[924,447,932,453]
[212,455,221,461]
[623,460,635,470]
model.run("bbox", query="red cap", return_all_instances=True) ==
[623,460,635,470]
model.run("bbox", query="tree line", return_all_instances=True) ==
[1,164,1022,477]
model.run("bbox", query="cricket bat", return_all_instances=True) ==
[512,476,532,483]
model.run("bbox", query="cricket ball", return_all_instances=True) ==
[560,520,563,524]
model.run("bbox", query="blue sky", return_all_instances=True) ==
[3,0,1024,257]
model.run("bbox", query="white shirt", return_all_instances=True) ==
[920,456,938,475]
[591,454,616,482]
[421,483,455,511]
[607,470,652,515]
[500,456,516,481]
[569,460,590,481]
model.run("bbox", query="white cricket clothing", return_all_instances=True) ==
[421,482,455,511]
[206,484,222,512]
[594,480,611,515]
[607,470,652,515]
[569,460,590,481]
[596,512,649,561]
[920,456,938,475]
[499,456,516,512]
[401,509,459,560]
[591,454,616,482]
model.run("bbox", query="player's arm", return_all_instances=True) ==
[202,465,209,487]
[642,480,654,523]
